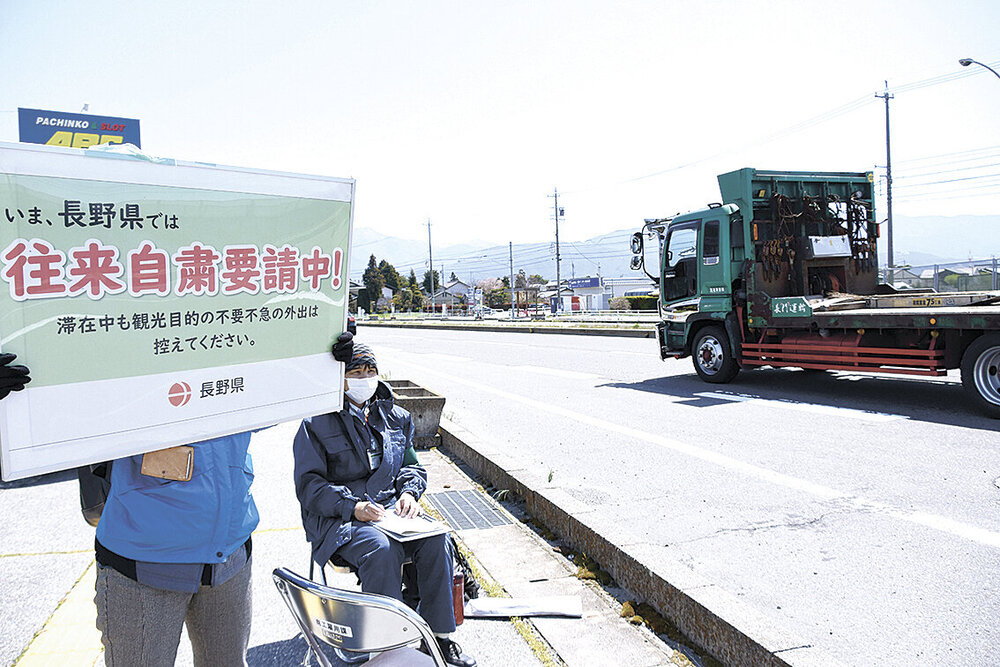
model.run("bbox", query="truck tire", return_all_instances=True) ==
[692,325,739,384]
[961,334,1000,418]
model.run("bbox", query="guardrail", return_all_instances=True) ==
[361,310,660,323]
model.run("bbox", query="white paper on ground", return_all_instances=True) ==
[464,596,583,618]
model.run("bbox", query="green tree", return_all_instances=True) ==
[422,269,440,294]
[410,286,425,311]
[392,288,413,311]
[408,269,420,289]
[362,255,386,312]
[485,288,510,309]
[378,259,401,292]
[528,274,545,285]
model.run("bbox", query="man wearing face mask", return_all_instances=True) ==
[293,343,476,667]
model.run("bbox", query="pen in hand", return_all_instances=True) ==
[354,494,386,522]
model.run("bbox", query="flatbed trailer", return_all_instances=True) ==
[633,168,1000,417]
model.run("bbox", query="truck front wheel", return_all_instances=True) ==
[692,325,739,384]
[961,334,1000,418]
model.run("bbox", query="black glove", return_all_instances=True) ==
[0,353,31,400]
[331,332,354,363]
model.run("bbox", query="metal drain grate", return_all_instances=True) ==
[425,490,512,530]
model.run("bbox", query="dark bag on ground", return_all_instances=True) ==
[452,534,480,601]
[77,461,112,527]
[400,533,481,611]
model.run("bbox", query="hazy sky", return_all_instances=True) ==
[3,0,1000,254]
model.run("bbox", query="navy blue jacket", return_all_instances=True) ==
[293,382,426,566]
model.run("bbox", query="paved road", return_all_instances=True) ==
[363,325,1000,667]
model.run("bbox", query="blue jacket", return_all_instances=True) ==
[96,432,258,564]
[294,382,426,566]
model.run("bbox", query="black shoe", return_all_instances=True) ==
[431,638,476,667]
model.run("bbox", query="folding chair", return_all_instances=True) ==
[272,567,447,667]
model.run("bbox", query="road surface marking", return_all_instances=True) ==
[694,391,908,423]
[378,347,599,380]
[375,347,471,364]
[385,353,1000,550]
[512,365,600,380]
[15,560,102,667]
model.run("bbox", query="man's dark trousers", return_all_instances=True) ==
[335,523,456,634]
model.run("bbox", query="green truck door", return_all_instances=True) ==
[699,217,730,306]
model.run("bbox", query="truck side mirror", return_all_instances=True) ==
[630,232,643,255]
[630,256,643,271]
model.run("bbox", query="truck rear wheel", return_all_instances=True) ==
[692,325,739,384]
[961,334,1000,418]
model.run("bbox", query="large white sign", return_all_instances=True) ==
[0,142,354,480]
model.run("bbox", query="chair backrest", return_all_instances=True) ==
[272,567,447,666]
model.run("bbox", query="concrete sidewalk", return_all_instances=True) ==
[438,420,846,667]
[9,420,687,667]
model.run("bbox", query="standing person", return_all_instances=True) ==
[1,334,353,666]
[294,342,476,667]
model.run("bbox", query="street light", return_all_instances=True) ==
[959,58,1000,81]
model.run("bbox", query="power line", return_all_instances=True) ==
[896,161,1000,180]
[592,61,1000,190]
[893,172,1000,189]
[895,144,1000,166]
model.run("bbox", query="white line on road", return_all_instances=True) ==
[377,346,601,380]
[695,391,908,423]
[378,349,472,363]
[385,353,1000,550]
[512,365,600,380]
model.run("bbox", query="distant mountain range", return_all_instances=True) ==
[349,214,1000,284]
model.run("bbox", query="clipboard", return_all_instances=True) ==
[372,513,452,543]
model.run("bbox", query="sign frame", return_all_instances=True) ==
[0,141,354,480]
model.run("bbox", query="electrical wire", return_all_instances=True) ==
[895,144,1000,166]
[895,156,1000,178]
[893,172,1000,189]
[599,61,1000,189]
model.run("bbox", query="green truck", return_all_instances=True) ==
[630,168,1000,417]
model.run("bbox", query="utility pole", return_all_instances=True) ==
[426,218,434,316]
[509,242,516,321]
[876,82,895,284]
[548,188,563,312]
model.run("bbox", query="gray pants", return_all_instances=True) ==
[94,559,252,667]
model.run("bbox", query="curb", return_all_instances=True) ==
[359,321,656,338]
[437,419,846,667]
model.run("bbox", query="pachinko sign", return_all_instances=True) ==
[0,141,354,480]
[18,107,142,149]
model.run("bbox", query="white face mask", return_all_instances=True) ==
[345,377,379,405]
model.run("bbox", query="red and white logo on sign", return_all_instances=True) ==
[168,382,192,407]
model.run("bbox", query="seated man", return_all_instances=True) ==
[293,343,475,667]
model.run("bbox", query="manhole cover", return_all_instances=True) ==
[425,490,512,530]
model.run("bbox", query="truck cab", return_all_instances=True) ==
[661,204,743,306]
[652,204,743,365]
